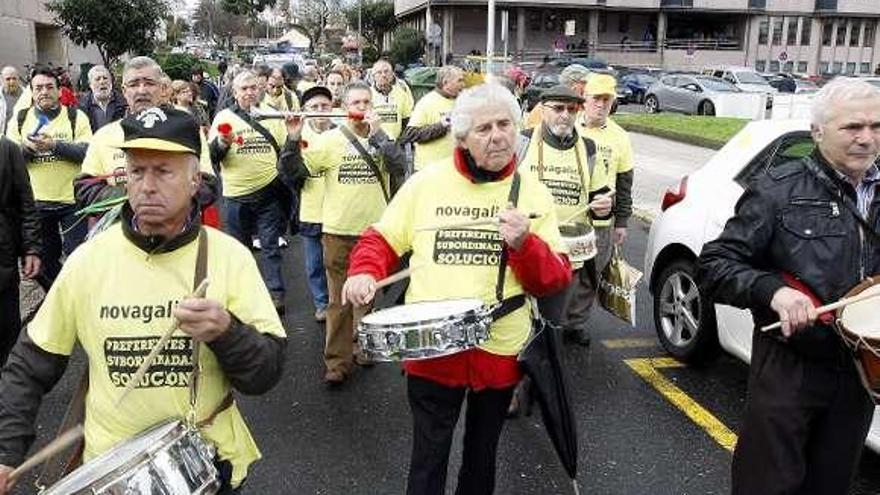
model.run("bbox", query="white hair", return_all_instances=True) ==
[233,70,257,90]
[88,65,110,82]
[450,83,522,141]
[122,56,163,83]
[811,77,880,127]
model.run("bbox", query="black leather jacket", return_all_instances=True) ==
[698,151,880,360]
[0,137,41,288]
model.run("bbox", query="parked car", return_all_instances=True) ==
[644,74,741,116]
[522,72,559,111]
[860,76,880,89]
[703,65,777,107]
[620,73,658,103]
[643,119,880,453]
[762,73,818,94]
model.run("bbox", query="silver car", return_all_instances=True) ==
[644,74,741,116]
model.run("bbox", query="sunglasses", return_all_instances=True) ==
[544,103,581,114]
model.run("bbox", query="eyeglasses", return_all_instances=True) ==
[544,103,581,114]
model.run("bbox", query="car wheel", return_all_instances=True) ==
[645,95,659,113]
[698,100,716,116]
[653,259,719,363]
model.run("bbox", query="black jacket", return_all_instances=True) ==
[697,151,880,359]
[0,206,287,466]
[0,137,41,288]
[78,90,127,133]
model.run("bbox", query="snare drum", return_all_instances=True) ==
[43,420,220,495]
[358,298,492,362]
[836,276,880,401]
[560,222,597,263]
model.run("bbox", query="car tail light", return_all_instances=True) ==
[661,176,688,212]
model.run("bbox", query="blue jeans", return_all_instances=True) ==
[37,203,87,287]
[223,193,286,296]
[300,222,328,310]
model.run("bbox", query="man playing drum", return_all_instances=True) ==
[0,107,286,495]
[698,78,880,495]
[519,84,614,345]
[341,84,572,495]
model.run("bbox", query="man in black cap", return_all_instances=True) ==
[519,85,614,346]
[0,106,286,495]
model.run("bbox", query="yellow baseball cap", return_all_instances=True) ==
[584,74,617,96]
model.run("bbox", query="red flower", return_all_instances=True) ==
[217,123,232,135]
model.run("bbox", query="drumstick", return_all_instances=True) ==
[8,425,84,482]
[761,286,880,332]
[416,213,541,232]
[375,266,417,290]
[115,279,210,406]
[561,191,617,225]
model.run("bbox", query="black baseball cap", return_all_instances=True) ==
[118,106,201,157]
[301,86,333,106]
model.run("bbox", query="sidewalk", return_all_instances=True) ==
[629,132,716,223]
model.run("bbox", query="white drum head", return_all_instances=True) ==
[362,298,484,326]
[840,284,880,339]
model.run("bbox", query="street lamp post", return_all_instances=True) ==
[358,0,363,66]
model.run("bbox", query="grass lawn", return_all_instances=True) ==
[613,113,749,149]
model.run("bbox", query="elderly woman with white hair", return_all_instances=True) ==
[698,77,880,495]
[342,84,572,495]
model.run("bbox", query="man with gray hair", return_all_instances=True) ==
[78,65,127,132]
[76,56,218,211]
[698,77,880,494]
[524,63,590,129]
[0,67,27,126]
[402,65,465,172]
[209,70,296,313]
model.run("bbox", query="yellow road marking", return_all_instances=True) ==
[601,338,659,349]
[625,357,738,452]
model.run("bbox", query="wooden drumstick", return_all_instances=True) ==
[561,191,617,225]
[761,287,880,332]
[416,213,541,232]
[115,279,210,406]
[8,425,84,482]
[375,266,417,290]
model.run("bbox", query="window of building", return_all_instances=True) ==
[756,60,767,72]
[822,21,833,46]
[819,61,829,73]
[797,61,808,73]
[772,17,783,45]
[787,18,798,45]
[545,13,559,32]
[850,20,861,47]
[800,17,811,46]
[528,11,542,31]
[846,62,856,74]
[836,22,846,45]
[783,61,794,72]
[599,11,606,33]
[619,13,629,33]
[861,62,871,74]
[758,18,769,45]
[833,61,843,73]
[769,60,780,72]
[865,21,876,48]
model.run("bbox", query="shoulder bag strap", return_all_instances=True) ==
[232,105,281,157]
[339,125,391,203]
[495,171,521,302]
[189,228,208,415]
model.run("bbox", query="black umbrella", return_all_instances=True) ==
[518,317,580,494]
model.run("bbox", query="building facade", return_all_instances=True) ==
[395,0,880,75]
[0,0,102,77]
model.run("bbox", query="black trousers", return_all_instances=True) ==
[406,375,514,495]
[0,275,20,367]
[732,334,874,495]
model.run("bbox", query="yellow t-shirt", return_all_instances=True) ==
[371,82,414,140]
[11,87,31,116]
[523,105,543,130]
[28,225,285,487]
[304,125,390,236]
[6,107,92,203]
[575,118,633,227]
[262,89,300,112]
[209,107,287,198]
[298,122,327,224]
[373,159,564,355]
[297,80,316,94]
[81,120,215,189]
[408,90,455,172]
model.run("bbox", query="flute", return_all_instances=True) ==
[250,107,398,121]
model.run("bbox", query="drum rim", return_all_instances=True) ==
[43,419,199,493]
[837,275,880,344]
[360,298,489,328]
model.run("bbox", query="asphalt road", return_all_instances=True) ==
[13,220,880,494]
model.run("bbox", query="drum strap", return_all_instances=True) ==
[190,228,208,418]
[495,171,521,303]
[340,125,391,203]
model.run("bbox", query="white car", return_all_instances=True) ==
[643,119,880,453]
